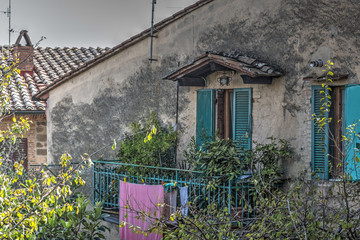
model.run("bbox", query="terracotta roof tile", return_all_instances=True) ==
[0,45,109,112]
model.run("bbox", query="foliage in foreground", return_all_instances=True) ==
[121,203,240,240]
[247,175,360,240]
[0,118,109,239]
[0,150,109,239]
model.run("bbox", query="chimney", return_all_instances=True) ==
[13,30,34,76]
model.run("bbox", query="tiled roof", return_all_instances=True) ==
[163,51,283,80]
[33,47,109,86]
[35,0,214,99]
[0,46,110,112]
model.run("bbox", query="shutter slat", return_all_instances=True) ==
[311,86,329,179]
[233,89,252,151]
[196,89,215,146]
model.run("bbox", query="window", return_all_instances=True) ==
[311,85,360,180]
[196,88,252,150]
[0,138,28,169]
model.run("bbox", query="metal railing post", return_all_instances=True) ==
[228,178,232,215]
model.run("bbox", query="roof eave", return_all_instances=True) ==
[35,0,214,98]
[163,54,283,81]
[10,110,46,115]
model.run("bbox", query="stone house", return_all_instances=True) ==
[35,0,360,182]
[0,30,109,167]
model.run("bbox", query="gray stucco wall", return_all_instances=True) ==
[47,0,360,181]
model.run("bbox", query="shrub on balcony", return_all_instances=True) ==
[184,136,245,180]
[116,112,178,175]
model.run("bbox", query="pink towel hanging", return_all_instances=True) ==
[119,181,164,240]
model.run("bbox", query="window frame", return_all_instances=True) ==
[311,84,360,180]
[196,88,252,151]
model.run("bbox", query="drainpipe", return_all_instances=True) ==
[176,81,179,127]
[174,82,179,166]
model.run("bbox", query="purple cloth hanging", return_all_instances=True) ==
[119,181,164,240]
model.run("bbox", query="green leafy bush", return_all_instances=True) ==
[245,137,291,187]
[184,136,245,179]
[116,112,178,169]
[36,197,110,240]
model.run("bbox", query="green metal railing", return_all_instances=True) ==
[93,160,255,221]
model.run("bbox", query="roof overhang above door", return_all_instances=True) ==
[163,52,283,86]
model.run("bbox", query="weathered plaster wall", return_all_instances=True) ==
[0,114,47,166]
[47,48,179,163]
[47,0,360,181]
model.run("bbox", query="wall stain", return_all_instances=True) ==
[196,0,360,116]
[50,56,185,162]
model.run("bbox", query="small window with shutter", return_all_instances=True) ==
[196,88,252,151]
[312,84,360,180]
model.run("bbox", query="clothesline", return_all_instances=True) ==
[122,177,188,187]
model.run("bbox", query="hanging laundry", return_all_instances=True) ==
[164,189,177,219]
[119,181,164,240]
[180,186,188,216]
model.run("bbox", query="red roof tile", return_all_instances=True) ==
[0,46,110,112]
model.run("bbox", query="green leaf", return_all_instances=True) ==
[112,139,117,150]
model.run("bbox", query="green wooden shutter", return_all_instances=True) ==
[233,88,252,151]
[311,85,329,179]
[196,89,215,146]
[344,85,360,180]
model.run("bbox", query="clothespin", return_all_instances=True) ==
[142,179,145,183]
[124,178,126,184]
[174,182,177,187]
[161,181,164,185]
[184,183,187,187]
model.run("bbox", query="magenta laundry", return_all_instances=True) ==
[119,181,164,240]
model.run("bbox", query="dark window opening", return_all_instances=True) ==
[0,138,28,169]
[328,87,345,178]
[216,89,233,140]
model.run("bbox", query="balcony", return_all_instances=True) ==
[93,160,256,222]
